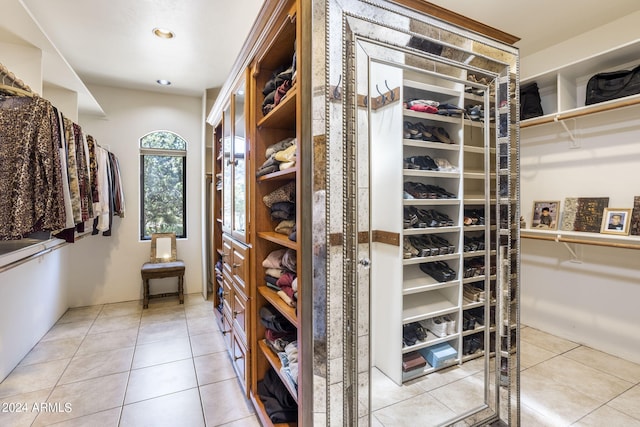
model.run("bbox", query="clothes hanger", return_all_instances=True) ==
[0,84,35,97]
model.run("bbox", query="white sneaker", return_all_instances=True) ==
[443,315,456,335]
[421,317,447,337]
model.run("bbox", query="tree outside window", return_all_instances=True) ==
[140,131,187,240]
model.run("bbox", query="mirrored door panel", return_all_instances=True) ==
[325,1,520,425]
[233,80,247,238]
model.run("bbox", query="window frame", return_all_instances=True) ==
[139,131,187,241]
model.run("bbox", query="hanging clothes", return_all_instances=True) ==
[0,96,66,239]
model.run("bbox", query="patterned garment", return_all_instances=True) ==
[86,135,100,207]
[72,123,91,222]
[64,117,81,223]
[0,96,66,239]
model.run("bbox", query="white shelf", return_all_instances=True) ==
[463,250,487,258]
[403,265,459,295]
[404,139,460,151]
[404,169,460,179]
[402,332,459,353]
[521,228,640,250]
[402,290,458,323]
[403,252,460,266]
[403,226,460,236]
[404,109,462,124]
[402,357,459,382]
[403,79,460,97]
[404,199,460,206]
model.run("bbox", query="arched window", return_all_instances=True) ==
[139,131,187,240]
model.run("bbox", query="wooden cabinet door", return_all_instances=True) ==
[231,241,249,295]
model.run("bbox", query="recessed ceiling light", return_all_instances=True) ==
[156,79,171,86]
[153,27,175,39]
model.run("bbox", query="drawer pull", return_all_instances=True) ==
[234,354,244,361]
[233,310,242,318]
[232,263,240,269]
[222,329,231,335]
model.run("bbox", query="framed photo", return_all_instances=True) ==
[600,208,632,235]
[531,201,560,230]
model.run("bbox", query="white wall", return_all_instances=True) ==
[521,11,640,80]
[520,21,640,363]
[72,84,205,306]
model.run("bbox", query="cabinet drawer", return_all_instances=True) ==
[222,237,233,274]
[231,241,249,295]
[232,334,249,394]
[222,270,233,319]
[220,312,233,352]
[232,289,249,345]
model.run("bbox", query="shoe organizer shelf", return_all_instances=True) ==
[371,66,502,386]
[521,39,640,129]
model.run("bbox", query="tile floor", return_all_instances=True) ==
[1,294,639,426]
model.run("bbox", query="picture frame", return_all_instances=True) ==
[531,201,560,230]
[600,208,632,235]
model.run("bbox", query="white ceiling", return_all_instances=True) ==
[7,0,640,111]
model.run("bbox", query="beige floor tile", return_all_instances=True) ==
[19,337,83,367]
[31,372,128,426]
[40,321,92,343]
[526,355,633,403]
[0,388,52,427]
[0,359,69,399]
[519,402,559,427]
[190,329,227,357]
[520,327,579,354]
[218,415,262,427]
[56,305,103,325]
[120,388,204,427]
[58,347,134,385]
[75,328,138,356]
[140,304,186,326]
[46,407,121,427]
[200,378,254,426]
[564,346,640,383]
[98,301,143,318]
[520,340,558,369]
[193,352,236,386]
[369,368,425,411]
[608,384,640,420]
[185,302,215,320]
[124,358,197,404]
[184,292,209,305]
[521,368,602,425]
[132,336,192,369]
[411,362,479,393]
[187,316,218,336]
[574,404,640,427]
[429,372,486,415]
[142,296,184,311]
[88,313,141,335]
[373,392,456,427]
[136,318,188,345]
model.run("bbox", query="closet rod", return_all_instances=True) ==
[520,95,640,128]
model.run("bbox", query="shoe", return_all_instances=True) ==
[403,237,420,259]
[419,317,447,338]
[403,323,418,346]
[442,315,456,335]
[404,155,438,171]
[403,208,419,229]
[404,181,438,199]
[466,105,483,121]
[437,103,464,117]
[434,158,457,172]
[403,191,414,200]
[419,261,456,282]
[431,127,452,144]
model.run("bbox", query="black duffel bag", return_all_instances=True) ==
[585,64,640,105]
[520,82,544,119]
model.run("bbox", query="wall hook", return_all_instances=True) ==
[333,74,342,100]
[384,80,394,101]
[375,84,386,105]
